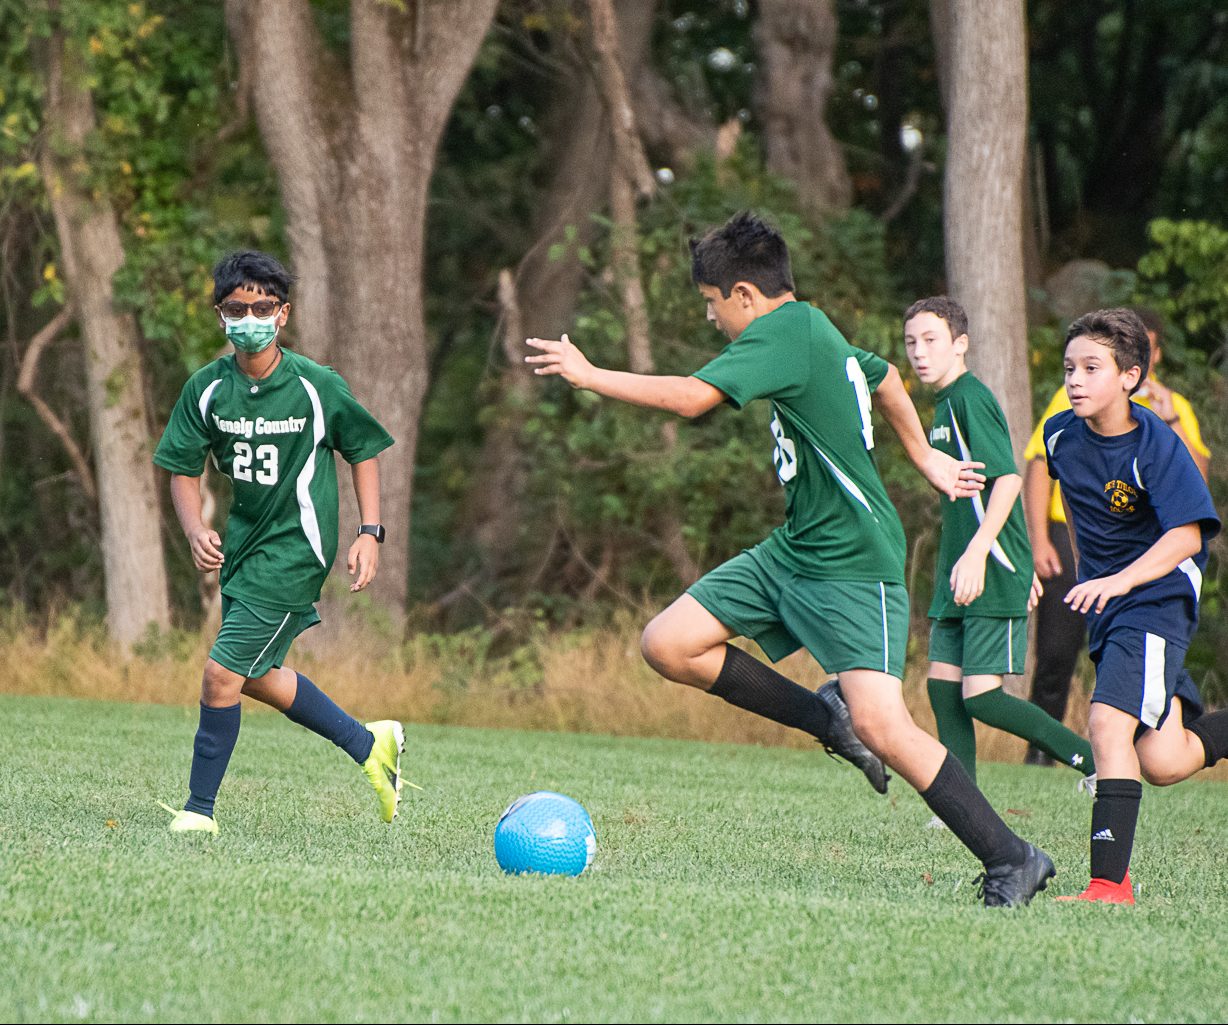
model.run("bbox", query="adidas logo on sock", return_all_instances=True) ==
[1092,828,1115,842]
[1071,754,1085,768]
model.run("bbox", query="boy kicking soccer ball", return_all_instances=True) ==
[527,212,1055,906]
[154,251,407,834]
[903,297,1095,791]
[1044,308,1228,903]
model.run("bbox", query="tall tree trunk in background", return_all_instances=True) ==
[590,0,699,586]
[943,0,1031,457]
[39,27,171,648]
[470,0,704,586]
[225,0,499,620]
[754,0,852,215]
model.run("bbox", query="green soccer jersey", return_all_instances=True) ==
[693,301,907,583]
[153,348,394,611]
[926,371,1033,618]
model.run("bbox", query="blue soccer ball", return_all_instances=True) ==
[494,791,596,876]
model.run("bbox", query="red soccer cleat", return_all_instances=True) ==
[1056,873,1135,905]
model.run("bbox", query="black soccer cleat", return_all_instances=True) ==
[976,842,1056,908]
[816,681,890,795]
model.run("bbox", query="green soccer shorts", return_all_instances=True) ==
[209,596,321,680]
[686,545,909,678]
[928,615,1028,676]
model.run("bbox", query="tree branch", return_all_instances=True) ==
[16,305,97,501]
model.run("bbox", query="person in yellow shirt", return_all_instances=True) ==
[1021,309,1212,764]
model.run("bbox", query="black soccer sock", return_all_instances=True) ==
[1187,710,1228,768]
[920,753,1028,868]
[184,702,241,818]
[284,673,374,764]
[927,678,978,782]
[1088,778,1142,883]
[708,645,832,740]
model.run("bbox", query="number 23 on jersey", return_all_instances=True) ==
[232,441,279,485]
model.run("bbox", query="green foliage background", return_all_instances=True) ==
[0,0,1225,696]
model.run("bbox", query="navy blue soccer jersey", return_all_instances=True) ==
[1043,404,1220,653]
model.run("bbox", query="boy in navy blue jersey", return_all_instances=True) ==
[1044,308,1228,903]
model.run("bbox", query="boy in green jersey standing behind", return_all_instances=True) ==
[154,251,406,834]
[528,213,1055,906]
[903,297,1095,795]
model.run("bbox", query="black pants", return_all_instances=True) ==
[1029,521,1086,731]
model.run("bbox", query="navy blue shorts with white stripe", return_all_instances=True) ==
[1092,627,1203,729]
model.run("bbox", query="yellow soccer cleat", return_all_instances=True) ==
[160,803,219,836]
[361,721,419,823]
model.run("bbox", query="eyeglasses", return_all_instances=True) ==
[217,299,282,321]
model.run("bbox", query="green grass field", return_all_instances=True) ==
[3,694,1227,1023]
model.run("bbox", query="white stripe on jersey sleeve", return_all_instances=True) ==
[295,376,328,568]
[199,379,223,471]
[1177,557,1203,601]
[198,379,222,424]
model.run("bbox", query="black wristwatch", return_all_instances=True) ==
[357,524,386,544]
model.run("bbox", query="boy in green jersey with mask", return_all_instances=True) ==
[527,213,1056,906]
[902,296,1095,799]
[154,251,406,834]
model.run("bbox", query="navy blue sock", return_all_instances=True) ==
[184,702,241,818]
[284,672,374,764]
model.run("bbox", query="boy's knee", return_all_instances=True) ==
[1140,763,1181,787]
[847,710,895,760]
[201,659,243,706]
[639,620,677,676]
[851,706,923,765]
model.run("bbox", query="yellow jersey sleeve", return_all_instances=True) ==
[1023,388,1072,462]
[1170,391,1211,458]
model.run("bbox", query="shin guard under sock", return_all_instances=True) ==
[964,687,1095,775]
[926,678,977,781]
[920,753,1028,868]
[709,645,832,740]
[1088,778,1142,884]
[184,702,241,817]
[1187,709,1228,768]
[284,673,374,764]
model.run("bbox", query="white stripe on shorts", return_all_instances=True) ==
[1141,633,1167,729]
[248,611,292,679]
[879,582,889,673]
[1007,618,1014,675]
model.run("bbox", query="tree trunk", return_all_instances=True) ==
[38,28,171,648]
[225,0,499,619]
[754,0,852,215]
[464,0,667,587]
[943,0,1031,458]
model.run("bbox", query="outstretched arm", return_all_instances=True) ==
[873,363,985,500]
[169,473,224,573]
[525,335,725,418]
[347,457,381,592]
[1064,522,1202,614]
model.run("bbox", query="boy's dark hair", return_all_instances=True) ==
[1132,306,1164,345]
[903,295,968,340]
[689,211,795,298]
[1066,308,1150,394]
[212,251,293,305]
